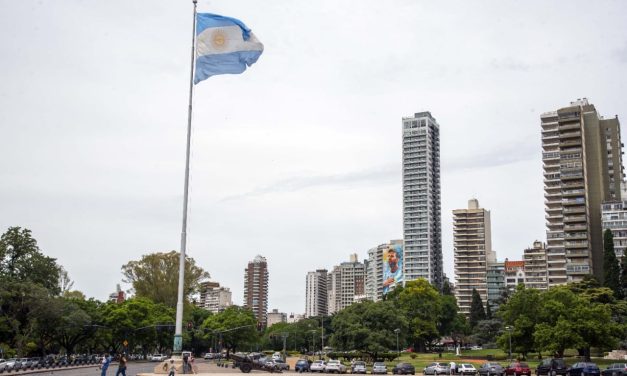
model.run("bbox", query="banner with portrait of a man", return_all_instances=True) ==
[382,244,403,295]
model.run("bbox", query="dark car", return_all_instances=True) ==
[504,362,531,376]
[601,363,627,376]
[568,363,600,376]
[537,359,569,376]
[296,359,311,373]
[393,363,415,375]
[479,363,505,376]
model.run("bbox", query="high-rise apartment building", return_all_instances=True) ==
[327,254,366,314]
[243,255,269,327]
[523,241,548,290]
[602,200,627,259]
[198,281,233,313]
[486,262,505,311]
[402,112,443,288]
[366,240,404,302]
[453,198,494,315]
[305,269,328,317]
[542,98,624,284]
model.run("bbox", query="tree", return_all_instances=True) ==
[471,319,502,347]
[122,251,210,307]
[496,285,541,359]
[201,306,258,357]
[485,301,493,320]
[621,256,627,299]
[393,279,442,352]
[0,227,61,294]
[330,300,407,358]
[469,289,486,328]
[442,280,453,296]
[603,229,623,298]
[58,267,75,295]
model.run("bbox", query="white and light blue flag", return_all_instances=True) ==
[194,13,264,84]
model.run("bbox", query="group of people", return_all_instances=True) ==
[99,353,127,376]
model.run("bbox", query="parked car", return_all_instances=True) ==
[372,362,388,375]
[151,354,168,362]
[393,363,416,375]
[471,346,484,350]
[457,364,478,376]
[311,360,327,373]
[273,359,290,371]
[326,360,347,374]
[352,361,367,374]
[537,359,569,376]
[296,359,311,373]
[601,363,627,376]
[5,358,21,371]
[568,363,600,376]
[504,362,531,376]
[0,360,7,372]
[425,362,451,375]
[479,363,505,376]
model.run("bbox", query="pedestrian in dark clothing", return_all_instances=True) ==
[115,354,127,376]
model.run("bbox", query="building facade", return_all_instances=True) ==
[602,200,627,259]
[542,98,624,285]
[366,240,404,302]
[305,269,328,317]
[523,241,549,290]
[402,112,443,288]
[327,254,366,314]
[453,198,494,315]
[243,255,269,327]
[267,309,287,328]
[486,262,505,310]
[504,260,525,291]
[198,281,233,313]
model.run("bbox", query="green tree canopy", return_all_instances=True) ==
[393,279,442,352]
[201,306,258,356]
[122,251,210,307]
[0,227,61,294]
[603,229,623,298]
[469,288,486,328]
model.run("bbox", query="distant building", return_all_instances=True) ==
[243,255,269,327]
[366,240,404,302]
[402,111,443,288]
[287,313,304,323]
[197,281,232,313]
[108,284,126,303]
[453,198,494,316]
[327,254,366,314]
[267,309,287,328]
[523,241,548,290]
[305,269,328,317]
[602,200,627,259]
[486,262,505,310]
[504,260,525,291]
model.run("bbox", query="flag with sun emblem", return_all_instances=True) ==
[194,13,264,84]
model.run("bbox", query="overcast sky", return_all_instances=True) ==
[1,0,626,315]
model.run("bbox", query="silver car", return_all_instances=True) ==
[425,363,451,375]
[373,362,388,375]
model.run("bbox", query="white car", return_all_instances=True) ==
[311,360,327,373]
[326,360,347,374]
[150,354,167,362]
[457,364,477,376]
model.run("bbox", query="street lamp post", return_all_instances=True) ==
[505,326,513,362]
[394,328,400,357]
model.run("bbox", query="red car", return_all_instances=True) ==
[504,362,531,376]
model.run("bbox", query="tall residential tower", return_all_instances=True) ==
[453,198,494,315]
[305,269,328,317]
[542,98,624,284]
[402,112,443,288]
[243,255,269,327]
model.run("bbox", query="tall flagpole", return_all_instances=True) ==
[173,0,197,356]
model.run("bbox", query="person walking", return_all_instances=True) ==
[99,353,111,376]
[115,353,127,376]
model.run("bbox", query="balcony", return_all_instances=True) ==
[558,122,580,131]
[564,224,587,231]
[561,172,583,180]
[560,131,582,139]
[564,240,588,248]
[563,206,585,214]
[560,139,582,148]
[562,189,585,197]
[562,197,585,206]
[564,215,587,223]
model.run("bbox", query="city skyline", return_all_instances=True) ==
[1,1,627,314]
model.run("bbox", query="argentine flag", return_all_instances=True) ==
[194,13,264,84]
